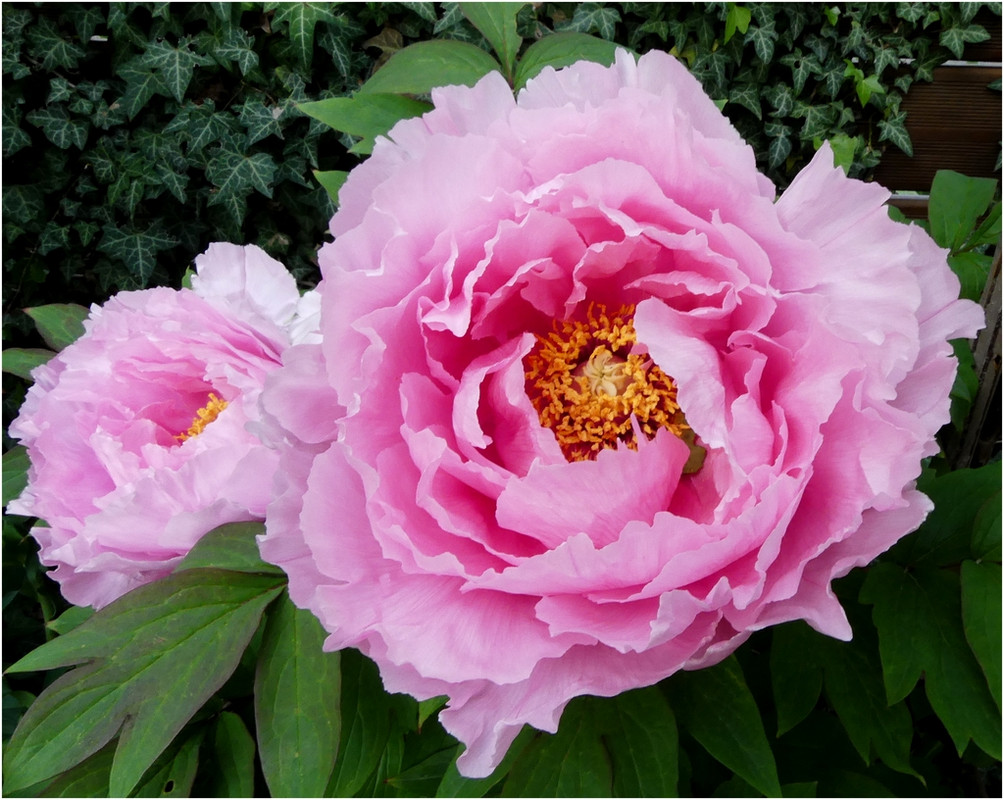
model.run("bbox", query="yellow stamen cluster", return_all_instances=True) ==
[176,393,228,441]
[524,304,690,462]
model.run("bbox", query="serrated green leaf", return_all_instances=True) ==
[860,564,1002,759]
[209,712,256,798]
[97,225,178,286]
[960,560,1002,711]
[3,569,284,796]
[361,39,502,95]
[326,649,393,796]
[664,656,781,797]
[255,591,342,796]
[24,304,89,351]
[514,33,620,91]
[2,445,30,508]
[460,3,524,79]
[174,521,283,576]
[314,169,350,204]
[26,105,89,150]
[929,170,998,252]
[269,2,336,69]
[771,622,824,735]
[2,347,53,381]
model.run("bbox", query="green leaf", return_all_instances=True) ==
[25,105,89,150]
[26,15,86,71]
[501,698,613,797]
[214,25,259,75]
[940,24,991,59]
[949,251,992,303]
[877,112,913,157]
[968,200,1001,248]
[826,134,860,175]
[745,21,778,62]
[209,712,256,798]
[314,170,350,204]
[960,560,1002,711]
[555,2,621,40]
[24,303,89,351]
[460,3,525,79]
[326,649,394,796]
[131,728,203,798]
[37,741,114,797]
[360,39,502,95]
[601,688,679,796]
[141,37,213,102]
[725,4,752,43]
[436,728,534,797]
[860,564,1002,759]
[971,490,1002,562]
[174,521,284,576]
[299,93,431,141]
[255,592,342,797]
[238,99,285,146]
[116,59,166,119]
[2,445,30,508]
[1,348,53,381]
[729,84,763,119]
[888,462,1003,567]
[514,33,621,91]
[46,605,95,637]
[2,569,285,796]
[663,656,781,797]
[97,225,178,286]
[771,622,824,735]
[206,146,277,206]
[2,184,44,226]
[269,2,336,69]
[928,170,998,252]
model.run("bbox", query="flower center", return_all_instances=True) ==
[176,393,228,441]
[524,303,704,469]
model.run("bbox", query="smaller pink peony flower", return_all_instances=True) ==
[8,243,316,609]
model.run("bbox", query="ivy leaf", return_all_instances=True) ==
[26,15,86,71]
[940,24,991,59]
[877,111,913,157]
[1,348,53,382]
[514,33,620,91]
[745,19,778,62]
[361,39,502,95]
[255,591,342,797]
[2,184,43,226]
[768,131,793,168]
[24,303,89,351]
[206,144,277,226]
[664,656,781,797]
[141,37,213,102]
[214,25,259,75]
[724,3,752,43]
[26,105,89,151]
[268,3,337,69]
[555,2,621,41]
[65,5,106,43]
[960,561,1002,711]
[3,569,285,796]
[728,83,763,119]
[860,564,1002,759]
[2,445,30,508]
[238,99,285,146]
[2,101,30,158]
[97,224,178,286]
[116,59,166,119]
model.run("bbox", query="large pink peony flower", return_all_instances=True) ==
[259,51,984,776]
[8,244,317,609]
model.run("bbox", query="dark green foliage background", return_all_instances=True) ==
[2,2,1001,797]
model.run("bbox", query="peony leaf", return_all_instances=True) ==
[971,491,1002,562]
[255,591,342,797]
[960,561,1002,711]
[360,40,502,96]
[326,648,394,796]
[209,712,256,798]
[2,569,284,796]
[129,728,203,798]
[173,521,283,576]
[771,622,824,735]
[37,741,115,797]
[929,170,998,252]
[2,445,30,508]
[860,564,1002,759]
[459,3,525,79]
[501,696,613,796]
[23,303,89,351]
[314,169,349,203]
[663,656,782,797]
[948,250,992,303]
[299,93,431,140]
[436,727,535,797]
[513,33,620,91]
[46,605,95,637]
[600,687,679,796]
